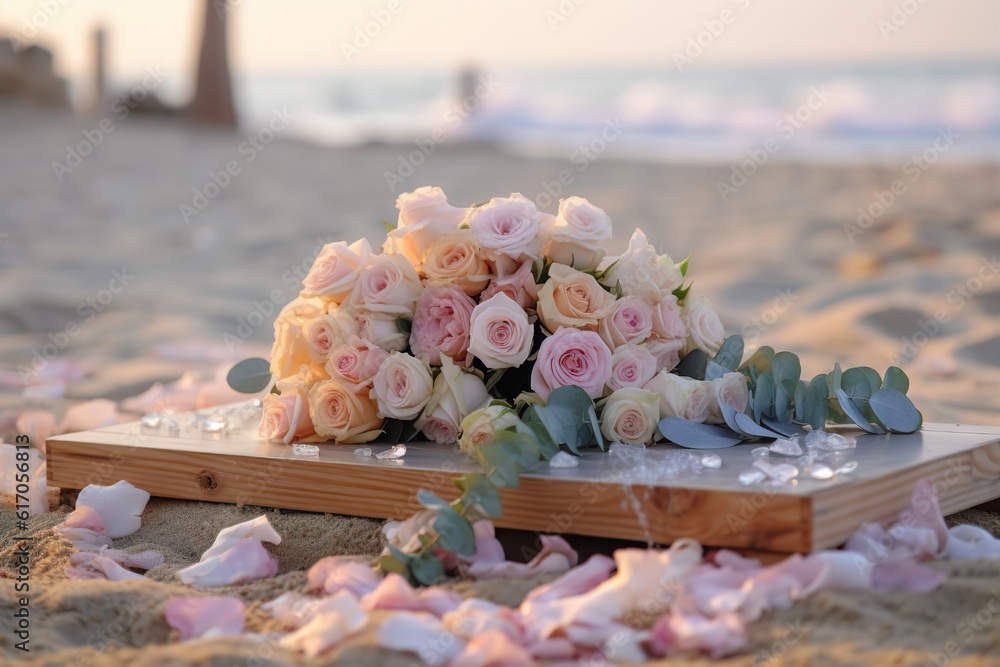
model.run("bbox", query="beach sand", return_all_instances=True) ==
[0,108,998,664]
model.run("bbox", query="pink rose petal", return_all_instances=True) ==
[377,612,464,666]
[177,537,278,587]
[165,596,246,640]
[278,591,367,657]
[307,556,380,597]
[450,629,534,667]
[61,505,106,532]
[360,573,461,616]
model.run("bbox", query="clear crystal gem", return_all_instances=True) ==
[549,451,580,468]
[610,442,647,460]
[805,430,857,451]
[738,469,767,485]
[835,461,858,475]
[770,437,803,457]
[376,444,407,460]
[700,453,722,469]
[751,446,770,458]
[293,444,319,457]
[807,463,835,480]
[354,447,373,458]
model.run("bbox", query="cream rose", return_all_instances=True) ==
[598,229,682,303]
[383,186,468,270]
[301,238,371,302]
[458,404,519,459]
[706,372,750,425]
[642,371,712,423]
[309,379,383,443]
[480,259,539,310]
[542,196,612,271]
[258,384,316,444]
[415,360,490,445]
[651,294,686,341]
[467,193,543,275]
[371,352,434,420]
[326,335,389,389]
[536,264,616,333]
[468,293,534,369]
[350,254,422,318]
[599,388,660,445]
[422,229,491,296]
[606,344,658,392]
[682,296,726,357]
[598,296,653,349]
[644,338,685,373]
[359,312,409,352]
[269,296,327,380]
[303,310,361,364]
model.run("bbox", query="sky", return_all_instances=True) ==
[2,0,997,84]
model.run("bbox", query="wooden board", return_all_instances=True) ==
[45,408,1000,554]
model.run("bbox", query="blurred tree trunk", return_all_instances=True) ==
[188,0,236,127]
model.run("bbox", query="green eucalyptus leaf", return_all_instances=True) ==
[770,352,801,386]
[226,358,273,393]
[834,389,885,434]
[494,430,542,470]
[720,401,751,437]
[658,418,744,449]
[762,418,808,438]
[754,373,775,422]
[803,374,829,430]
[739,346,774,375]
[453,473,503,518]
[704,360,733,381]
[676,349,709,380]
[775,378,797,423]
[734,412,783,439]
[857,366,882,392]
[477,440,521,489]
[793,380,807,423]
[409,550,446,585]
[868,388,922,434]
[378,551,410,577]
[883,366,910,394]
[518,409,559,460]
[417,490,476,556]
[826,362,843,395]
[713,335,744,371]
[841,368,873,399]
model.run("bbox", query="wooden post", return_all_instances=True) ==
[187,0,237,127]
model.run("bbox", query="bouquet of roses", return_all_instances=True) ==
[256,186,754,452]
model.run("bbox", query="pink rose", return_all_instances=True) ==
[326,335,389,388]
[371,352,434,420]
[598,297,653,349]
[467,193,543,275]
[303,311,360,364]
[415,363,490,445]
[468,293,534,369]
[259,385,316,444]
[351,254,423,318]
[410,284,476,367]
[301,238,371,302]
[531,327,612,401]
[383,186,468,270]
[651,294,686,340]
[606,344,658,392]
[644,338,685,373]
[480,259,539,310]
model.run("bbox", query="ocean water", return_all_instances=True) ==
[233,63,1000,164]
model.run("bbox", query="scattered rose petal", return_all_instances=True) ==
[165,596,246,640]
[177,537,278,587]
[59,399,124,433]
[199,515,282,562]
[450,629,534,667]
[360,573,461,616]
[55,525,113,550]
[649,609,746,658]
[944,524,1000,560]
[279,591,367,658]
[74,555,147,581]
[61,506,106,532]
[378,612,464,666]
[15,410,57,453]
[521,554,616,608]
[76,480,151,538]
[872,560,946,591]
[459,521,578,580]
[307,556,380,597]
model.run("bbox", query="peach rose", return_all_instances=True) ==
[259,384,316,444]
[371,352,434,420]
[480,259,539,310]
[422,229,491,296]
[468,293,534,369]
[598,296,653,349]
[351,254,423,318]
[536,264,616,333]
[467,193,543,275]
[326,335,389,389]
[301,238,371,302]
[606,344,658,392]
[309,379,383,443]
[642,371,712,423]
[531,327,612,401]
[542,196,612,271]
[415,360,490,445]
[599,388,660,445]
[383,186,468,270]
[269,296,327,380]
[303,311,361,364]
[410,284,476,367]
[682,296,726,357]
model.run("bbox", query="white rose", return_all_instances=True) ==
[643,338,685,373]
[359,312,409,352]
[467,193,543,275]
[599,388,660,445]
[301,238,371,302]
[682,296,726,357]
[383,186,468,271]
[371,352,434,420]
[542,196,612,271]
[351,254,423,318]
[606,344,658,392]
[468,293,533,369]
[598,229,682,303]
[269,296,327,380]
[458,404,519,459]
[415,360,490,445]
[642,370,712,423]
[706,372,750,425]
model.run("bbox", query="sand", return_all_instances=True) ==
[0,108,998,664]
[1,500,998,665]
